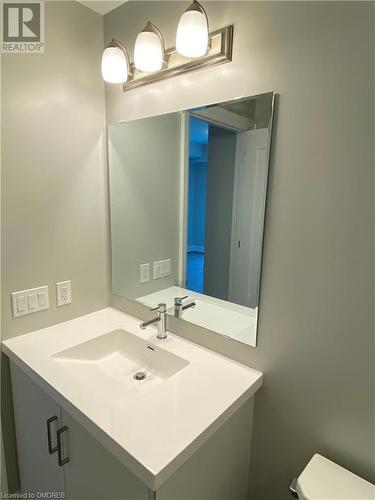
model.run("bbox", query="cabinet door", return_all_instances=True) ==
[61,409,149,500]
[10,363,65,495]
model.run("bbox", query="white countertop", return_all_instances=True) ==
[2,307,262,490]
[137,285,258,346]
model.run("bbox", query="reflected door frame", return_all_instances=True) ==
[179,96,276,306]
[228,128,269,308]
[178,112,189,289]
[179,110,249,293]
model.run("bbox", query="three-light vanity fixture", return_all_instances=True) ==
[101,1,233,91]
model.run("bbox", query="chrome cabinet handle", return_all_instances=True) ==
[46,416,58,455]
[57,426,70,466]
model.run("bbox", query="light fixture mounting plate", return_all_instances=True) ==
[122,25,233,92]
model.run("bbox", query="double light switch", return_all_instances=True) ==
[153,259,171,279]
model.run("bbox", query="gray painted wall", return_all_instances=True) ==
[105,2,375,499]
[204,126,236,301]
[1,2,111,490]
[1,1,110,340]
[109,113,181,299]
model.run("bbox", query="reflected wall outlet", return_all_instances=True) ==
[11,285,50,318]
[56,280,72,306]
[140,263,150,283]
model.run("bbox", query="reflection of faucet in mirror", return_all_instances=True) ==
[140,303,167,339]
[174,296,196,319]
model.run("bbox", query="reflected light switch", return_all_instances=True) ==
[38,291,47,306]
[27,294,38,309]
[16,296,26,313]
[164,259,171,275]
[153,259,172,279]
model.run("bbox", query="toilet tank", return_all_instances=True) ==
[296,454,375,500]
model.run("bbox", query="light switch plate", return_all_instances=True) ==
[11,285,50,318]
[164,259,171,275]
[56,280,72,306]
[153,261,164,280]
[153,259,172,279]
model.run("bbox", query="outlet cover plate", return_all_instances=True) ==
[56,280,72,306]
[140,263,150,284]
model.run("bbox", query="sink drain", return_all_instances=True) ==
[134,371,146,381]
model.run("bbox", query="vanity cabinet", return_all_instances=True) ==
[61,410,149,499]
[11,363,149,500]
[10,363,64,495]
[10,359,255,500]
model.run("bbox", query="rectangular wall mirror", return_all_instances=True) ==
[109,92,276,347]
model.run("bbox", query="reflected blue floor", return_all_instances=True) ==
[186,252,204,293]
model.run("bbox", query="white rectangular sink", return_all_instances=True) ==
[2,307,262,490]
[53,329,189,398]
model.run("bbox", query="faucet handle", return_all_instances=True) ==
[150,303,167,313]
[174,295,188,306]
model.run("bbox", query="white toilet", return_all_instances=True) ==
[291,454,375,499]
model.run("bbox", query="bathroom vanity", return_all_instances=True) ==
[3,308,262,499]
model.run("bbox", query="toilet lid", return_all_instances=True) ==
[297,454,375,500]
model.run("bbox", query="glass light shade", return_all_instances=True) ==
[101,46,128,84]
[176,8,208,58]
[134,30,164,72]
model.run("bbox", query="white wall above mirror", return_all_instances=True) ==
[109,92,276,347]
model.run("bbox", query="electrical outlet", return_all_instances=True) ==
[140,263,150,283]
[56,280,72,306]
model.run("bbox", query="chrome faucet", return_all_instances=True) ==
[140,303,167,339]
[174,296,196,319]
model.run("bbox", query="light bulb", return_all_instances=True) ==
[176,1,209,58]
[101,43,129,84]
[134,23,164,72]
